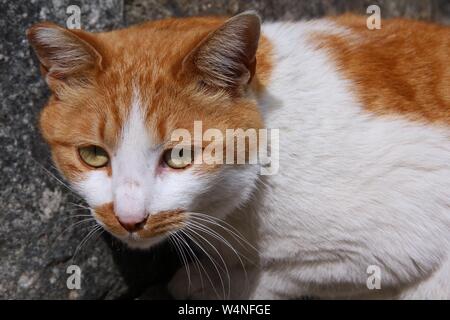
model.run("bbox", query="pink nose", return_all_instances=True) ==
[117,216,148,232]
[114,181,147,232]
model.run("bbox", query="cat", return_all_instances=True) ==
[27,11,450,299]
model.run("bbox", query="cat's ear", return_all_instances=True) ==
[26,22,103,90]
[183,11,261,90]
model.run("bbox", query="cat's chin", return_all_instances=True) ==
[118,234,167,250]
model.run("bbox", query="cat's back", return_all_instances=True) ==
[326,15,450,125]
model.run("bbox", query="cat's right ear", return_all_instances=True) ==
[26,22,103,91]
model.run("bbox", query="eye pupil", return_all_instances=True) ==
[78,145,109,168]
[163,147,192,169]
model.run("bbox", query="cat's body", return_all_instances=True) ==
[27,13,450,299]
[171,16,450,299]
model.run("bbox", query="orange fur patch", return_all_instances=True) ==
[94,203,185,238]
[95,203,128,236]
[137,210,186,238]
[315,15,450,125]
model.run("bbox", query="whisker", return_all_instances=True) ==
[184,212,260,297]
[177,229,222,299]
[64,208,90,213]
[30,157,83,201]
[63,214,93,219]
[183,225,230,300]
[169,233,192,293]
[188,212,260,255]
[171,231,205,294]
[186,220,249,290]
[68,202,92,210]
[53,218,97,241]
[187,217,255,267]
[92,229,105,242]
[71,224,102,263]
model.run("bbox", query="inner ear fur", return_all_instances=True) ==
[182,11,261,91]
[27,22,104,89]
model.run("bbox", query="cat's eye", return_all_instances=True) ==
[163,147,193,169]
[78,145,109,168]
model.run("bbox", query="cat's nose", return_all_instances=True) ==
[117,216,148,233]
[114,180,147,232]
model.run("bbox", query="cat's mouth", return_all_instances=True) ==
[92,203,186,248]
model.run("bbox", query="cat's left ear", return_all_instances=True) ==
[183,11,261,91]
[26,22,104,90]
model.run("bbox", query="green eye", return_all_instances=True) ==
[163,147,193,169]
[78,145,109,168]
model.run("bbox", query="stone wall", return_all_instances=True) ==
[1,0,449,299]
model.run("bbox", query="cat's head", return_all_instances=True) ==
[27,12,271,248]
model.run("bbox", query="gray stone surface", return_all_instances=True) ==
[124,0,450,25]
[1,0,449,299]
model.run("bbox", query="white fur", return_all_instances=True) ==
[111,90,153,225]
[73,170,112,207]
[169,19,450,299]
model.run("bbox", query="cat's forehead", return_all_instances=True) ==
[72,72,231,151]
[85,84,177,150]
[95,16,227,75]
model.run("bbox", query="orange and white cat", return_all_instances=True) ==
[27,12,450,299]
